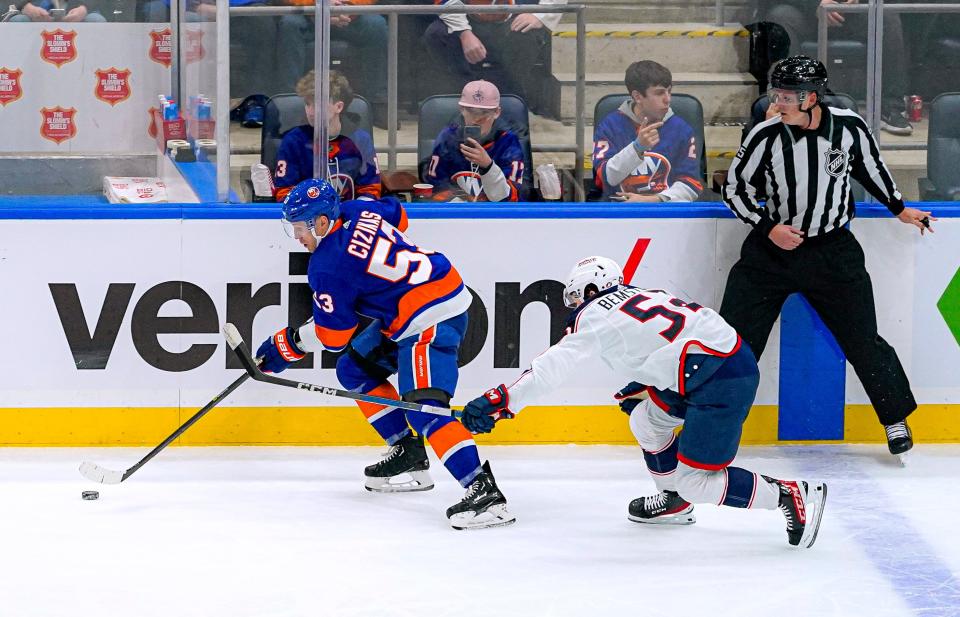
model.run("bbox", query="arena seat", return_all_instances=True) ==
[417,94,534,199]
[919,93,960,201]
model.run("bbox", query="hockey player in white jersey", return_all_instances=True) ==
[461,256,827,548]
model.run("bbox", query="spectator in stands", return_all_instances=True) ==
[761,0,914,135]
[274,69,381,202]
[424,80,526,202]
[423,0,566,117]
[9,0,106,21]
[276,0,390,128]
[593,60,702,203]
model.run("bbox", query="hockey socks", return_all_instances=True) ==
[674,463,779,510]
[421,411,482,487]
[642,433,680,492]
[355,383,411,445]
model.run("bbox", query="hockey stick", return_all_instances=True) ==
[78,373,251,485]
[222,322,457,418]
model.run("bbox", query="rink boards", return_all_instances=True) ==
[0,203,958,446]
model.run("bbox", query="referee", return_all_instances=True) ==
[719,55,936,464]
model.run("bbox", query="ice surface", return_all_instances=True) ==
[2,445,959,617]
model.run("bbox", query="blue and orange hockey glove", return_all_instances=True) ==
[614,381,649,415]
[256,327,306,373]
[461,385,515,434]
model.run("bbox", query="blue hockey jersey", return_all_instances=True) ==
[306,197,473,350]
[424,121,526,202]
[274,126,382,202]
[593,102,703,200]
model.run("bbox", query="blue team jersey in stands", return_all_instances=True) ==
[593,109,703,198]
[306,197,472,350]
[274,125,381,201]
[425,122,526,201]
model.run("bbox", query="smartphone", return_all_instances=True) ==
[49,7,65,19]
[462,124,482,144]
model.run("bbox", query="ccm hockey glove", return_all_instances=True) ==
[614,381,649,415]
[461,385,515,434]
[256,327,306,373]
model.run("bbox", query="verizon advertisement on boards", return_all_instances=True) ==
[1,216,957,410]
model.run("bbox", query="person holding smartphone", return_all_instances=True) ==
[423,80,528,202]
[10,0,105,21]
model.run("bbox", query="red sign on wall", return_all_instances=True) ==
[40,29,78,68]
[149,28,172,68]
[40,106,78,144]
[0,68,23,107]
[94,68,132,106]
[185,29,205,64]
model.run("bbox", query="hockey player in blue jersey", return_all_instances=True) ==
[593,60,703,202]
[423,80,528,202]
[274,70,381,202]
[255,178,514,530]
[461,256,827,548]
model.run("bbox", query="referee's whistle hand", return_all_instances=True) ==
[897,207,936,235]
[768,224,805,250]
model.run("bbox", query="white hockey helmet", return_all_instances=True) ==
[562,256,624,308]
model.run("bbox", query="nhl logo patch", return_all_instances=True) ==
[825,148,847,178]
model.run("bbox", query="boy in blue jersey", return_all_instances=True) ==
[256,178,515,530]
[593,60,703,202]
[423,80,528,202]
[274,70,381,202]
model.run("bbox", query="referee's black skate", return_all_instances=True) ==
[364,432,434,492]
[764,476,827,549]
[884,420,913,466]
[447,461,515,530]
[628,490,696,525]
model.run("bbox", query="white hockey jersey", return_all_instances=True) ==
[506,285,740,413]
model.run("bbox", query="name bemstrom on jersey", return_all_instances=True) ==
[595,286,643,311]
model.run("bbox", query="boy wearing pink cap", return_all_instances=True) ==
[423,80,528,202]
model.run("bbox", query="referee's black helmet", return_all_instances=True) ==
[770,56,828,99]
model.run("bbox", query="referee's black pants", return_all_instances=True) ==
[719,227,916,426]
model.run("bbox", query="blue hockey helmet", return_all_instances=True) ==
[281,178,341,229]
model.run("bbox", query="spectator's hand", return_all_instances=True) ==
[330,0,352,27]
[64,5,88,21]
[615,192,660,203]
[459,30,487,64]
[196,3,216,18]
[820,0,855,27]
[511,14,544,32]
[22,2,51,20]
[768,224,805,250]
[460,138,493,168]
[897,207,936,235]
[635,118,663,150]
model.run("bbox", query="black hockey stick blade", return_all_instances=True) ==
[223,323,457,418]
[78,372,251,484]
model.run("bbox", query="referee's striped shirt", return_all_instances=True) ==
[723,104,905,238]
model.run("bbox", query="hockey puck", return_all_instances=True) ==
[81,490,100,501]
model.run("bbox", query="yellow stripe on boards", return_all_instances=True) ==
[1,404,956,447]
[553,29,748,39]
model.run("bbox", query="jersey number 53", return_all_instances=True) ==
[620,294,702,342]
[367,222,434,285]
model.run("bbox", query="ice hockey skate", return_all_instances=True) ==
[628,490,696,525]
[884,420,913,467]
[364,432,434,492]
[765,476,827,548]
[446,461,515,530]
